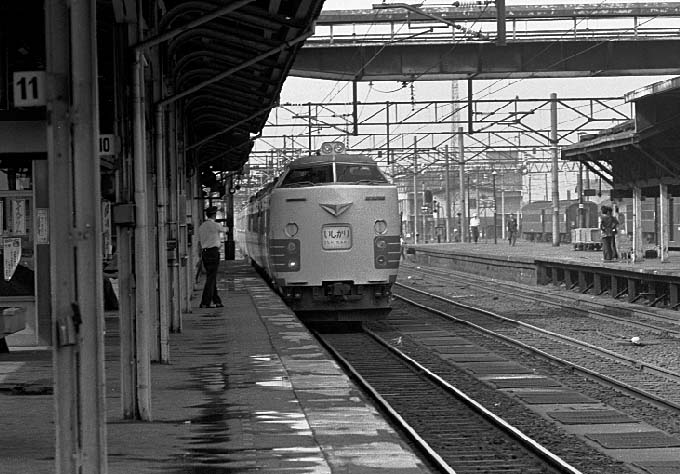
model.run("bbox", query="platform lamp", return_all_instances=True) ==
[492,170,498,244]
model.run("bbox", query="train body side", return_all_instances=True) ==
[520,200,598,243]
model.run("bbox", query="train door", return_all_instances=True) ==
[1,159,50,347]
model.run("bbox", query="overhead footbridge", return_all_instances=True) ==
[292,3,680,80]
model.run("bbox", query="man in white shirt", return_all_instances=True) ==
[198,206,226,308]
[470,213,480,243]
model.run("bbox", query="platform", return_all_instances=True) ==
[0,260,428,474]
[409,240,680,309]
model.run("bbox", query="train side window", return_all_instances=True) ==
[335,164,387,183]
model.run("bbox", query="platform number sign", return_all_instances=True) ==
[99,134,115,156]
[13,71,46,107]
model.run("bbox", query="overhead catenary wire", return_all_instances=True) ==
[260,0,663,176]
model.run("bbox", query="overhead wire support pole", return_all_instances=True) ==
[413,137,418,245]
[353,80,359,136]
[495,0,506,46]
[458,127,468,242]
[550,92,560,247]
[445,145,451,242]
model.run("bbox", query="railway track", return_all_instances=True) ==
[396,263,680,377]
[354,275,680,472]
[315,329,578,474]
[393,283,680,410]
[399,262,680,337]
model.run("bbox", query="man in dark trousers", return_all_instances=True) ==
[198,206,226,308]
[507,214,518,246]
[600,205,619,261]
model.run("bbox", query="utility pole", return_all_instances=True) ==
[413,137,418,244]
[492,170,498,244]
[577,162,585,227]
[444,145,451,242]
[458,127,467,242]
[551,93,560,247]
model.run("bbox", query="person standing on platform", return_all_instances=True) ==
[400,234,406,260]
[507,214,518,246]
[470,213,480,243]
[198,206,226,308]
[599,205,619,261]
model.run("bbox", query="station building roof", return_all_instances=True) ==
[561,76,680,195]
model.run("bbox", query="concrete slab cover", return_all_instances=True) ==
[401,330,451,337]
[410,335,464,343]
[634,461,680,474]
[515,391,598,404]
[440,353,506,362]
[487,377,561,388]
[458,361,534,374]
[586,432,680,449]
[548,409,637,424]
[431,345,484,354]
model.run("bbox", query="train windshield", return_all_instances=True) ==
[335,164,388,184]
[281,164,334,187]
[280,162,388,187]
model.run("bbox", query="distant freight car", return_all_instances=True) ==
[521,200,598,243]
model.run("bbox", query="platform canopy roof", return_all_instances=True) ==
[1,1,323,176]
[158,0,324,175]
[561,76,680,196]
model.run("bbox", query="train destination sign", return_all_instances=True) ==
[322,225,352,250]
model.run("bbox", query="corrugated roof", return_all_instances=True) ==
[161,0,324,174]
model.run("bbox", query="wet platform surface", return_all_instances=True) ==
[0,260,429,473]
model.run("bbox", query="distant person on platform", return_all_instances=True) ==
[599,205,619,261]
[198,206,226,308]
[507,214,518,246]
[470,213,480,243]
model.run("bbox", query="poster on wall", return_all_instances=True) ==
[37,208,49,244]
[102,201,112,258]
[12,199,26,235]
[4,237,22,281]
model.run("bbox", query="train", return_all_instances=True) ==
[235,141,401,321]
[520,200,599,243]
[520,197,679,247]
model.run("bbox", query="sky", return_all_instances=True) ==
[255,0,675,152]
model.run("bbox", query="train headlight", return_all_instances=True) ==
[376,255,386,266]
[288,260,297,269]
[375,238,387,249]
[287,241,297,252]
[284,223,299,237]
[374,220,388,234]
